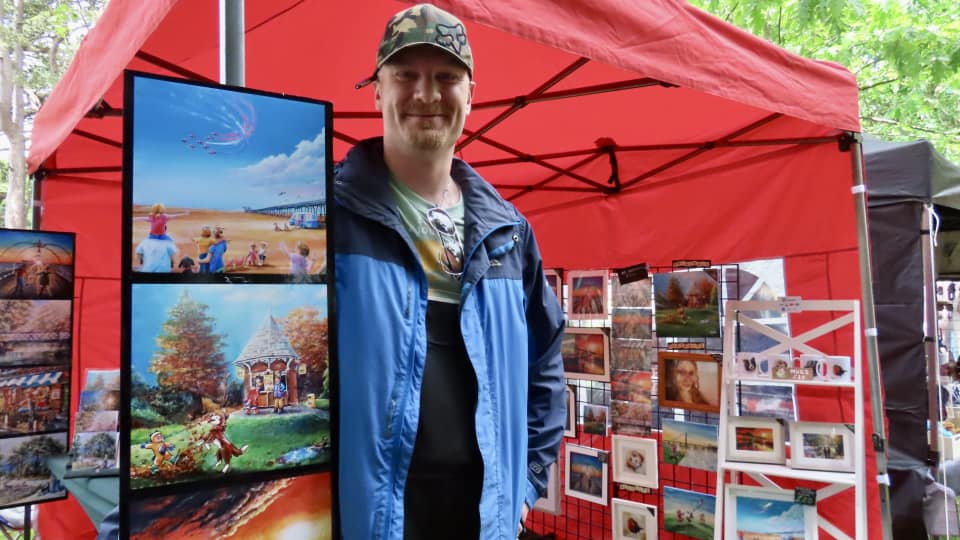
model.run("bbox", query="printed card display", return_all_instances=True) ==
[612,308,652,340]
[612,274,651,308]
[562,327,610,381]
[566,270,608,321]
[581,403,609,436]
[611,339,653,372]
[611,370,652,403]
[611,400,652,435]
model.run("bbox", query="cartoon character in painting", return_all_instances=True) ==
[141,431,179,474]
[202,412,249,473]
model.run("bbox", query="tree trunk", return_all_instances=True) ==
[0,0,27,228]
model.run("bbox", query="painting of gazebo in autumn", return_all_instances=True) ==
[653,270,721,338]
[128,283,330,490]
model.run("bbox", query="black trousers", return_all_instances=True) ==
[403,301,483,540]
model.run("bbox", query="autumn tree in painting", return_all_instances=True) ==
[8,435,64,477]
[149,290,226,404]
[664,276,685,308]
[284,306,329,394]
[0,300,30,332]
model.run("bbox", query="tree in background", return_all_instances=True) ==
[149,289,227,405]
[283,306,329,395]
[0,0,103,228]
[690,0,960,161]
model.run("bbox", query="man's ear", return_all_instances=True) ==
[466,80,476,113]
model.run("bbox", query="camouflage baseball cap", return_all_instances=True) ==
[355,3,473,89]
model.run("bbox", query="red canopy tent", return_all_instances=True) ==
[27,0,885,538]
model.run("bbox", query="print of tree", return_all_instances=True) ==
[8,436,64,477]
[83,433,117,458]
[283,306,329,394]
[665,277,685,308]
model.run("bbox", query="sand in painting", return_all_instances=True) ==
[130,206,326,274]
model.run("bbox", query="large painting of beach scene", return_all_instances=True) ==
[130,471,331,540]
[661,418,718,472]
[0,229,73,300]
[129,283,331,490]
[0,432,67,509]
[663,486,716,540]
[0,300,72,366]
[127,74,329,278]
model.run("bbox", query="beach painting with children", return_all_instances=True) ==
[128,283,331,490]
[125,73,330,279]
[0,229,74,300]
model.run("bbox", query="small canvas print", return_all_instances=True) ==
[69,431,119,472]
[663,486,715,540]
[85,369,120,391]
[727,486,816,540]
[581,403,609,436]
[565,444,608,505]
[567,270,607,320]
[612,275,651,308]
[130,471,332,539]
[612,498,658,540]
[661,418,718,472]
[611,339,653,372]
[129,283,331,489]
[79,387,121,413]
[0,300,72,366]
[611,400,652,435]
[653,270,720,338]
[739,383,796,421]
[0,229,74,300]
[0,432,67,509]
[561,328,610,381]
[611,370,652,403]
[127,74,329,278]
[0,366,70,435]
[612,308,652,340]
[75,410,119,433]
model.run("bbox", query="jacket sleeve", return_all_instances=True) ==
[520,219,566,510]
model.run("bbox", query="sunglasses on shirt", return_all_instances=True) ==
[425,206,464,277]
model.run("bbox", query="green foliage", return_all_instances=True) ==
[689,0,960,162]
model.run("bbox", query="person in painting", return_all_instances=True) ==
[134,202,188,242]
[336,5,565,539]
[208,225,228,272]
[272,379,287,413]
[666,359,710,405]
[278,241,314,275]
[194,225,215,272]
[135,236,177,273]
[140,431,179,474]
[13,262,28,296]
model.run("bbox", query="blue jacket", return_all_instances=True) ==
[335,138,566,539]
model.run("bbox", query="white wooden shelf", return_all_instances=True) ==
[718,460,857,486]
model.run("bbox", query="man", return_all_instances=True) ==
[135,237,177,273]
[335,4,566,539]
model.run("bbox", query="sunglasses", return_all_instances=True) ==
[425,206,464,276]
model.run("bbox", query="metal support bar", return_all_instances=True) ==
[74,129,123,148]
[472,77,663,110]
[849,135,894,539]
[220,0,244,86]
[921,205,942,451]
[134,52,216,83]
[505,152,607,202]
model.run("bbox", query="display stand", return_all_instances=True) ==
[713,300,865,540]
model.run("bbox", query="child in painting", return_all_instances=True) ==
[279,241,314,275]
[244,243,258,267]
[140,431,179,474]
[208,225,228,273]
[194,225,215,272]
[257,241,268,267]
[135,203,188,241]
[178,256,196,274]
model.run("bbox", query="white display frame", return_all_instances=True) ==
[533,463,561,515]
[563,384,577,438]
[564,443,608,505]
[789,421,856,472]
[612,497,658,540]
[566,269,608,321]
[726,416,786,465]
[724,484,818,540]
[611,434,658,488]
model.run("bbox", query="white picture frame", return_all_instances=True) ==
[612,435,658,488]
[727,416,785,465]
[533,463,561,515]
[564,443,609,505]
[724,485,818,540]
[566,269,608,320]
[561,327,611,382]
[544,268,563,306]
[789,421,855,472]
[564,384,577,438]
[612,497,658,540]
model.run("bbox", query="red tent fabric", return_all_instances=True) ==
[27,0,876,538]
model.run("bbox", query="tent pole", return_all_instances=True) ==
[921,205,942,452]
[219,0,245,86]
[849,134,894,539]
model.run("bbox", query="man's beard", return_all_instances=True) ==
[402,109,458,151]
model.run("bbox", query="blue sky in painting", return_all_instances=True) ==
[662,418,719,446]
[736,495,805,533]
[131,283,327,385]
[131,76,327,210]
[663,486,715,518]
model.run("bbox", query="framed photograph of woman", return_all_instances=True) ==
[567,270,608,321]
[657,351,720,413]
[612,435,658,488]
[789,421,855,472]
[564,444,609,505]
[727,416,786,465]
[564,384,577,438]
[562,327,611,382]
[612,497,658,540]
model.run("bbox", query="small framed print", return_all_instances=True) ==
[544,269,562,306]
[725,485,818,540]
[581,403,609,436]
[565,444,609,505]
[564,384,577,438]
[657,351,720,413]
[612,497,658,540]
[567,270,608,320]
[612,435,658,488]
[562,327,611,381]
[789,421,855,472]
[727,416,785,465]
[663,486,715,539]
[533,463,561,515]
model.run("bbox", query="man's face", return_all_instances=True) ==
[375,45,474,153]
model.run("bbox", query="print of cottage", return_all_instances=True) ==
[232,316,300,410]
[0,370,66,431]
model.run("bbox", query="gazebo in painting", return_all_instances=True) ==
[232,315,300,409]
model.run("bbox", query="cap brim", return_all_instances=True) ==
[355,74,376,90]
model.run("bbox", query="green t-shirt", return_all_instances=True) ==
[389,178,465,304]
